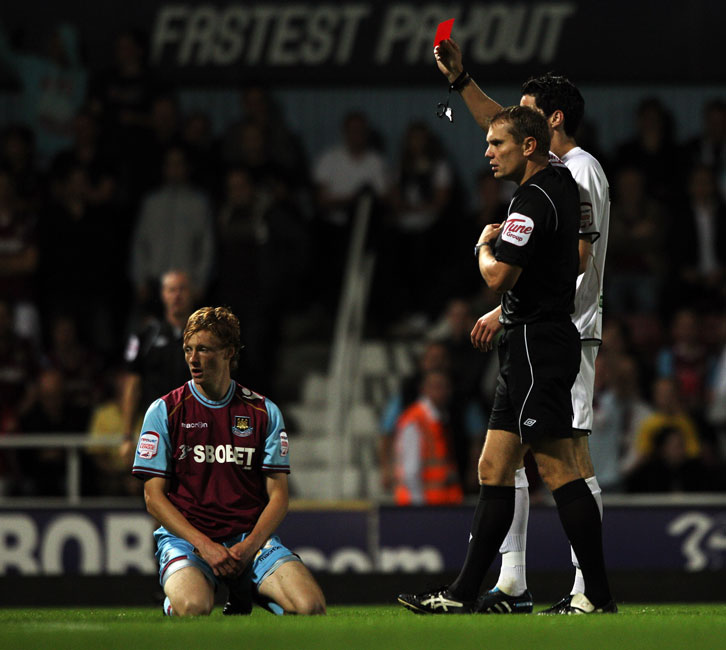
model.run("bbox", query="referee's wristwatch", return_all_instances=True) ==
[474,240,496,257]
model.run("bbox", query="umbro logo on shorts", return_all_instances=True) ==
[523,418,537,426]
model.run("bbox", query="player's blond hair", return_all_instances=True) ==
[183,306,242,369]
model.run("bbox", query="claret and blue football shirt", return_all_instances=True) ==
[132,380,290,540]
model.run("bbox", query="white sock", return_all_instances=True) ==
[570,475,603,595]
[496,467,529,596]
[163,596,174,616]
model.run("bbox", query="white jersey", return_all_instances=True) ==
[560,146,610,344]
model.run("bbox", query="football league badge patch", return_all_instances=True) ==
[232,415,254,437]
[138,432,159,459]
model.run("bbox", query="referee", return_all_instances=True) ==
[119,270,194,460]
[398,106,615,615]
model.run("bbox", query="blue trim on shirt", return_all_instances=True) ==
[189,380,236,408]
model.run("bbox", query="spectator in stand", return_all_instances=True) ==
[181,111,219,197]
[0,21,87,166]
[37,163,122,356]
[392,369,464,506]
[656,308,717,416]
[50,109,118,209]
[625,425,710,493]
[88,29,156,156]
[380,121,455,327]
[214,166,272,308]
[428,298,490,408]
[605,166,667,315]
[313,111,388,227]
[629,370,726,493]
[87,367,142,497]
[681,99,726,201]
[455,170,515,299]
[0,300,38,424]
[379,340,486,493]
[630,377,701,472]
[708,314,726,451]
[0,167,41,344]
[129,145,214,313]
[312,112,388,312]
[470,168,513,230]
[666,164,726,312]
[119,269,195,462]
[128,94,181,197]
[214,167,310,394]
[613,97,679,203]
[45,313,100,424]
[588,352,653,490]
[0,125,42,213]
[221,120,285,194]
[222,85,308,188]
[0,299,40,494]
[17,367,91,496]
[430,299,490,485]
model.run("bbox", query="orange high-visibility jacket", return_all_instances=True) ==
[394,400,463,506]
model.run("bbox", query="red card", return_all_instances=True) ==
[433,18,455,47]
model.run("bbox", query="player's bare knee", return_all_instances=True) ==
[537,460,579,491]
[294,598,326,615]
[573,437,594,477]
[478,455,513,485]
[171,595,213,617]
[287,590,326,615]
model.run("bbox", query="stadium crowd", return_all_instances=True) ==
[0,27,725,498]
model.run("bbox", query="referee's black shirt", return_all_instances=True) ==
[491,164,580,327]
[124,319,190,409]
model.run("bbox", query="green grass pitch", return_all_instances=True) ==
[2,605,726,650]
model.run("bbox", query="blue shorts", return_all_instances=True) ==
[154,527,300,593]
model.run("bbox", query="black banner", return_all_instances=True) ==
[1,0,724,85]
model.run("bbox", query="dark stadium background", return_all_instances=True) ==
[0,0,724,606]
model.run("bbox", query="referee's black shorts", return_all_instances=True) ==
[488,319,581,444]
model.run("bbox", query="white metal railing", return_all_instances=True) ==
[0,434,124,504]
[327,191,376,498]
[1,434,725,507]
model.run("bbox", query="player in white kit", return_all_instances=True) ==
[436,41,611,614]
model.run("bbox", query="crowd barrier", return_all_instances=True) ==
[1,497,724,605]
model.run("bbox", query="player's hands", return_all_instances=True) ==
[471,306,503,352]
[434,39,464,82]
[196,540,241,577]
[228,537,259,575]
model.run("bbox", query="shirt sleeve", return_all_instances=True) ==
[494,187,548,269]
[380,392,403,436]
[398,423,424,504]
[569,161,605,242]
[131,398,172,480]
[262,399,291,473]
[123,332,143,372]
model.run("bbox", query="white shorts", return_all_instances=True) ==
[571,343,599,434]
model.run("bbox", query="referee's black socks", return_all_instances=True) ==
[448,484,515,602]
[553,478,612,607]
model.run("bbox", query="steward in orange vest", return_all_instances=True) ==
[393,370,464,506]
